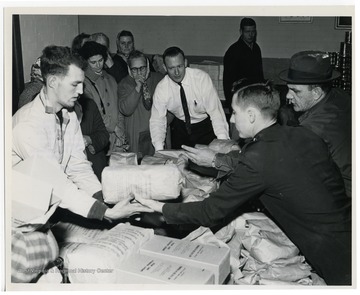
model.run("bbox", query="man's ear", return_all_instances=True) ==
[247,107,257,124]
[184,58,188,68]
[47,75,58,89]
[162,63,168,73]
[311,86,324,101]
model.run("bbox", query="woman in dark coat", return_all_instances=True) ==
[78,96,109,181]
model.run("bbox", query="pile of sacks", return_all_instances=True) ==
[185,212,326,285]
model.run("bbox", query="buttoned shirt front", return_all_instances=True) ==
[150,67,229,150]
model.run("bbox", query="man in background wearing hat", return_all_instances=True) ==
[279,51,351,197]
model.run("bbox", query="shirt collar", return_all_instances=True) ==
[170,68,189,87]
[116,53,128,63]
[39,87,55,114]
[240,36,254,49]
[85,67,103,82]
[39,86,71,122]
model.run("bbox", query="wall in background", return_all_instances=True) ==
[79,16,348,58]
[18,15,350,83]
[19,15,79,82]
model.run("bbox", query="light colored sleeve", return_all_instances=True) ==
[64,120,102,196]
[200,72,229,139]
[149,82,169,151]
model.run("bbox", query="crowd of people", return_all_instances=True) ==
[12,18,352,285]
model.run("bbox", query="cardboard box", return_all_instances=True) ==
[12,162,60,229]
[116,253,214,284]
[140,235,230,284]
[13,155,65,205]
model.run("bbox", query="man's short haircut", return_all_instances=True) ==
[162,46,185,63]
[240,17,256,30]
[40,45,87,83]
[116,30,134,47]
[127,50,147,66]
[232,79,280,120]
[78,41,108,62]
[71,33,90,53]
[90,32,110,49]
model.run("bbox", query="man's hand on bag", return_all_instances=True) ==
[181,145,216,167]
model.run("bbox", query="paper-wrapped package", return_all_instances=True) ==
[242,218,299,263]
[109,152,138,166]
[208,139,241,153]
[141,150,185,165]
[59,224,154,283]
[102,164,183,203]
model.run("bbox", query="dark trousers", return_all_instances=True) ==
[170,116,216,149]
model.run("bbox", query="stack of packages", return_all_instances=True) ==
[59,140,324,285]
[187,212,327,285]
[102,139,241,205]
[53,222,230,284]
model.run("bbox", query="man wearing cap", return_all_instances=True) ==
[279,51,351,197]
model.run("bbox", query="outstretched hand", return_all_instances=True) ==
[104,195,154,220]
[181,145,216,167]
[135,196,165,213]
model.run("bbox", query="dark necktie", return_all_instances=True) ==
[142,81,152,110]
[178,82,191,135]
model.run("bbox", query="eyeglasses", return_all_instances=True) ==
[130,66,147,74]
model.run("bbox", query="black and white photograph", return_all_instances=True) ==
[2,0,357,292]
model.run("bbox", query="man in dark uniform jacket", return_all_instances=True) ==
[137,81,351,286]
[223,17,264,111]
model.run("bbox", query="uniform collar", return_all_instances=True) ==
[252,122,280,142]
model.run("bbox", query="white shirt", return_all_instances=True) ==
[12,88,103,218]
[150,67,229,150]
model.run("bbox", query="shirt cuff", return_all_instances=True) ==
[92,190,105,202]
[154,142,164,151]
[87,200,108,220]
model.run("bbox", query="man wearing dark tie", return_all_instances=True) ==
[150,46,229,150]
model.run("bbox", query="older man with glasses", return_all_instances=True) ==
[117,50,165,160]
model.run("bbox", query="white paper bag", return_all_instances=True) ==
[102,164,183,203]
